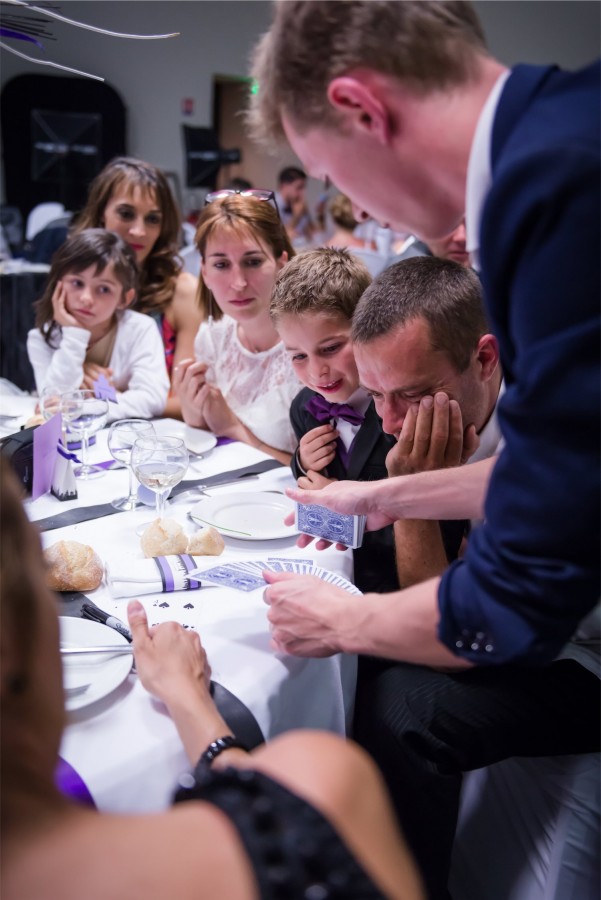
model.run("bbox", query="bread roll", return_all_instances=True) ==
[186,526,225,557]
[44,540,104,591]
[141,518,188,558]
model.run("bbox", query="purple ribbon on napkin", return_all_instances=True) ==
[55,756,96,808]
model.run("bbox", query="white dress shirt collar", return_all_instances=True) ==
[465,70,511,271]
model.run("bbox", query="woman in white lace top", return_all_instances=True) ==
[173,193,301,464]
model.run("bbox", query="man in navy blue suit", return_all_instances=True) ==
[249,3,600,896]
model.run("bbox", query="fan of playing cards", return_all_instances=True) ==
[295,502,367,549]
[186,558,362,595]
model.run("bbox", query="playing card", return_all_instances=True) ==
[294,502,366,549]
[195,563,266,592]
[267,556,314,573]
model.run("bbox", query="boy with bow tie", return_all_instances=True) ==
[270,247,399,593]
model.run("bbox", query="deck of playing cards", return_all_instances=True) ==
[294,502,366,549]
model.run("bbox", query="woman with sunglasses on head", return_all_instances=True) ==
[73,157,201,418]
[173,192,301,465]
[1,460,424,900]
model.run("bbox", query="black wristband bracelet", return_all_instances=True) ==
[199,735,249,768]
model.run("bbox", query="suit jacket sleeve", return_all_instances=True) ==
[438,65,600,666]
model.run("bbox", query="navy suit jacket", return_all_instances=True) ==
[438,62,601,666]
[290,387,400,594]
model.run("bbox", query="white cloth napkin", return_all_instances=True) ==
[106,555,202,598]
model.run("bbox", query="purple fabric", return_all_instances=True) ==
[93,374,117,402]
[154,556,175,592]
[55,756,95,807]
[216,435,236,446]
[180,554,201,591]
[304,395,365,426]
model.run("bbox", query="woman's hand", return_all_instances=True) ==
[128,600,240,767]
[299,423,338,472]
[51,280,80,329]
[199,384,243,438]
[81,362,114,391]
[172,358,209,428]
[128,600,211,706]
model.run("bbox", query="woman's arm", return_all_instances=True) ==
[109,312,169,422]
[163,272,202,419]
[128,600,248,768]
[201,385,292,466]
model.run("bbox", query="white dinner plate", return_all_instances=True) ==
[59,617,132,711]
[184,425,218,456]
[189,490,298,540]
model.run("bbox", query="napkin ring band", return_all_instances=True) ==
[200,735,249,767]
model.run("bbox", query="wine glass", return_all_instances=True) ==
[107,419,156,510]
[40,386,69,445]
[63,390,109,479]
[131,435,188,522]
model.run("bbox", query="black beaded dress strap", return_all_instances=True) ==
[173,764,388,900]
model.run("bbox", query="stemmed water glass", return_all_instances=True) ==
[107,419,156,510]
[62,389,109,479]
[40,386,70,447]
[131,435,188,522]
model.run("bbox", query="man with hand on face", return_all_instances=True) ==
[249,3,600,896]
[352,255,502,589]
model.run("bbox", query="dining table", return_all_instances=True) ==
[16,411,358,814]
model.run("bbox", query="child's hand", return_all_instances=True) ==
[51,280,80,329]
[81,363,114,391]
[297,469,337,491]
[299,423,338,472]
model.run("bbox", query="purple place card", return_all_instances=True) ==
[32,413,62,500]
[93,374,117,403]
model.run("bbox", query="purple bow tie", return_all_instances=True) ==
[305,395,365,426]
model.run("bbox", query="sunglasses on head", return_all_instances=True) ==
[204,188,280,216]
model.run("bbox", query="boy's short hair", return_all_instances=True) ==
[351,256,487,372]
[270,247,372,324]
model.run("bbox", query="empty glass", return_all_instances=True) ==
[107,419,155,510]
[62,390,109,479]
[131,435,188,521]
[40,386,69,445]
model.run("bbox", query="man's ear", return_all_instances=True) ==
[326,75,392,144]
[476,333,500,381]
[120,288,136,309]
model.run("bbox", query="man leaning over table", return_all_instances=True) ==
[249,2,600,897]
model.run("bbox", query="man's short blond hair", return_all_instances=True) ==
[248,0,488,148]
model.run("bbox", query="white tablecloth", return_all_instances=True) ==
[25,420,357,813]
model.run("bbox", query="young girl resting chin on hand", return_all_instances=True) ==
[27,229,169,423]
